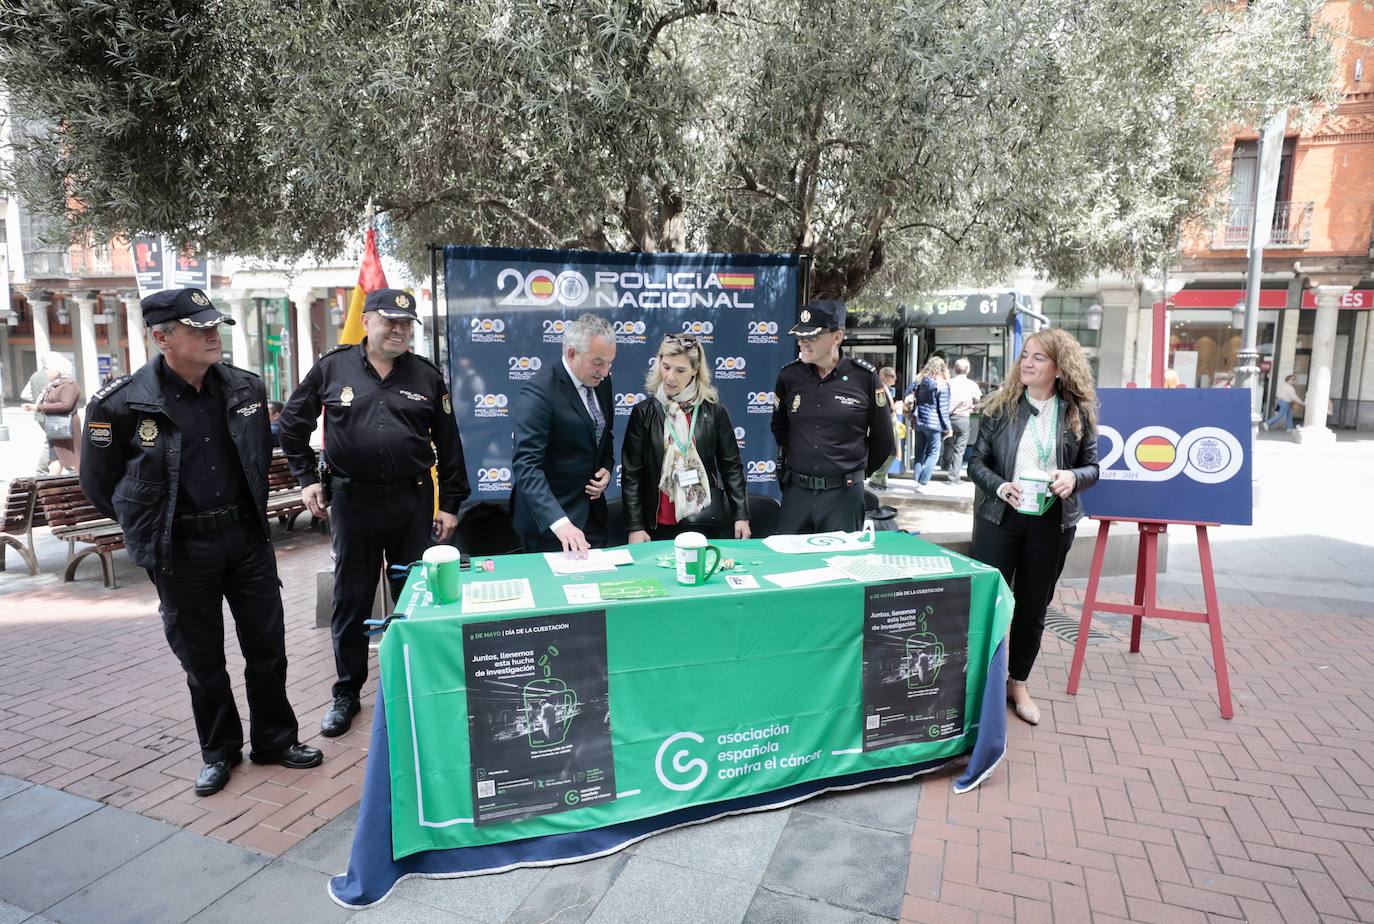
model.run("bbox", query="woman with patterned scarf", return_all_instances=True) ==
[621,334,751,543]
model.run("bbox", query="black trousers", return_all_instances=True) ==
[971,508,1077,682]
[330,479,433,699]
[151,518,298,764]
[777,479,865,534]
[521,499,608,553]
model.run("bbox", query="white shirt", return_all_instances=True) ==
[947,375,983,418]
[1014,394,1057,480]
[1276,381,1300,404]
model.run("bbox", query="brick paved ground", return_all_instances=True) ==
[902,583,1374,923]
[0,524,375,857]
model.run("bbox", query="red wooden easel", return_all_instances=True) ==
[1064,516,1232,718]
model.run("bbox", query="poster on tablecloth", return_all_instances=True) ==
[463,609,616,826]
[862,578,971,751]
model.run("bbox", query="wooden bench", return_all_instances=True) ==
[2,478,41,575]
[266,453,314,531]
[34,476,126,588]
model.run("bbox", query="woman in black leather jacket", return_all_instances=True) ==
[622,334,750,542]
[968,328,1100,726]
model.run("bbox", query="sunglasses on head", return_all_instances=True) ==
[663,334,698,348]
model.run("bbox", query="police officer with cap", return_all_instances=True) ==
[278,287,469,738]
[771,299,896,533]
[80,288,322,797]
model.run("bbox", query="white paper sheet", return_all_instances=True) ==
[562,583,604,604]
[763,567,846,588]
[543,548,633,576]
[461,578,535,614]
[725,574,760,590]
[761,523,876,554]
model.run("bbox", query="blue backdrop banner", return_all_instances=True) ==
[444,247,803,501]
[1083,388,1253,525]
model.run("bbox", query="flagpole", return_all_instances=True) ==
[429,244,441,367]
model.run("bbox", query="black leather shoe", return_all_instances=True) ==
[248,742,324,769]
[194,753,243,797]
[319,694,361,738]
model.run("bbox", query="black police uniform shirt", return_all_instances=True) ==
[770,352,894,477]
[277,343,471,512]
[157,360,248,514]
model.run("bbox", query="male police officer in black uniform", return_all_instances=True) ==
[278,288,470,737]
[80,288,322,797]
[771,299,895,533]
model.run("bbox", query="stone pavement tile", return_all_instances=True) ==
[632,807,791,883]
[0,776,32,802]
[282,804,357,876]
[186,858,352,924]
[0,900,34,924]
[352,895,483,923]
[744,886,894,923]
[44,830,268,924]
[761,810,908,919]
[793,778,920,835]
[587,855,755,924]
[505,852,629,924]
[0,805,176,912]
[0,784,101,858]
[392,866,545,923]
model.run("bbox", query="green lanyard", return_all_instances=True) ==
[1028,397,1057,471]
[667,403,697,457]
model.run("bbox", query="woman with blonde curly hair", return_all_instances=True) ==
[968,328,1100,726]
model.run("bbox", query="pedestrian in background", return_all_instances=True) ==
[905,356,951,489]
[1263,374,1301,431]
[868,366,901,489]
[279,288,469,738]
[21,353,81,475]
[620,333,749,542]
[81,288,321,796]
[941,357,982,483]
[967,328,1099,727]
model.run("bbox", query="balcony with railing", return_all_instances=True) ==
[1213,200,1314,249]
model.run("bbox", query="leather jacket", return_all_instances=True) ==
[620,397,749,534]
[967,391,1100,530]
[80,358,275,572]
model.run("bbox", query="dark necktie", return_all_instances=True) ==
[583,385,605,444]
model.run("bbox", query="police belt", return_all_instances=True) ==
[787,468,865,491]
[330,474,428,497]
[173,501,254,533]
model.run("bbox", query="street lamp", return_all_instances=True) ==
[263,301,279,325]
[329,303,345,326]
[56,303,70,325]
[1231,301,1245,331]
[1085,302,1103,331]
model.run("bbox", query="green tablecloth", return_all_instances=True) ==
[381,531,1011,860]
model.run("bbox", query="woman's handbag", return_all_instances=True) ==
[43,414,73,440]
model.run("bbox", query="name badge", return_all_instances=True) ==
[676,468,701,487]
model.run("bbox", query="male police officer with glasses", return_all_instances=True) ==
[771,299,895,533]
[81,288,322,797]
[278,288,469,738]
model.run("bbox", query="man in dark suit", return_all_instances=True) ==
[511,313,617,554]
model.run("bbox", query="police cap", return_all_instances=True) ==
[141,288,234,328]
[364,288,422,322]
[788,299,845,337]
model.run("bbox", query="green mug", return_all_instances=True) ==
[674,531,722,586]
[1014,470,1055,516]
[423,545,462,604]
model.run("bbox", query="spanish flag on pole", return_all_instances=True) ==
[340,227,388,345]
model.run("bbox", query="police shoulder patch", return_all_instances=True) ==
[221,361,262,380]
[409,351,441,372]
[92,374,133,402]
[850,356,876,373]
[781,357,804,369]
[322,343,355,358]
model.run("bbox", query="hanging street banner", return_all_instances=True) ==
[443,246,804,500]
[862,578,971,751]
[1084,388,1253,525]
[172,246,210,290]
[463,610,616,827]
[131,236,167,300]
[132,236,211,299]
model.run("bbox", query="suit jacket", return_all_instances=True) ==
[510,361,615,541]
[620,398,749,534]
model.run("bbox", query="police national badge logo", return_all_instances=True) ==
[137,418,158,446]
[791,393,801,413]
[800,309,812,323]
[876,388,887,408]
[340,385,354,407]
[190,291,210,306]
[442,394,452,415]
[87,421,112,448]
[395,294,409,308]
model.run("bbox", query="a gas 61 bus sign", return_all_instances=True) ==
[1083,389,1252,526]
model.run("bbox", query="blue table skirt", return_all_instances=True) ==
[328,641,1008,909]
